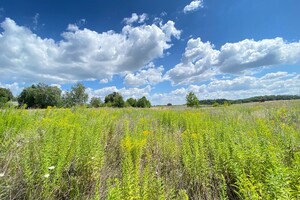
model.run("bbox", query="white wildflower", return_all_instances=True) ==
[91,157,95,160]
[48,166,55,170]
[44,173,50,178]
[0,172,5,177]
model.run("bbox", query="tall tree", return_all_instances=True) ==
[63,83,88,107]
[186,92,199,107]
[18,83,62,108]
[113,94,125,108]
[71,83,88,106]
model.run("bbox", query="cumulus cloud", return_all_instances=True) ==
[0,17,180,84]
[218,38,300,73]
[200,72,300,100]
[161,20,181,40]
[165,38,219,85]
[123,13,148,24]
[183,0,204,13]
[151,72,300,105]
[124,62,165,86]
[166,37,300,85]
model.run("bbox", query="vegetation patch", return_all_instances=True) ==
[1,100,300,199]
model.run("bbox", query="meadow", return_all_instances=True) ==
[0,100,300,199]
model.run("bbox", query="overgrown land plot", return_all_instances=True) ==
[1,100,300,199]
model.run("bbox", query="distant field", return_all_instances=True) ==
[1,100,300,199]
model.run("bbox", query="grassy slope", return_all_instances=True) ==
[0,100,300,199]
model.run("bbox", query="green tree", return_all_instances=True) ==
[0,88,14,107]
[104,92,117,104]
[90,97,102,108]
[104,92,125,107]
[126,98,137,107]
[63,83,88,107]
[186,92,199,107]
[136,96,151,108]
[18,83,62,108]
[113,94,125,108]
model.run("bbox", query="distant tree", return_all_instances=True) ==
[104,92,125,107]
[186,92,199,107]
[104,92,117,104]
[113,94,125,108]
[90,97,102,108]
[167,103,172,106]
[70,83,88,106]
[126,98,137,107]
[136,96,151,108]
[18,83,62,108]
[63,83,88,107]
[0,88,14,107]
[62,92,74,108]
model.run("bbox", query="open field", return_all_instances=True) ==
[1,100,300,199]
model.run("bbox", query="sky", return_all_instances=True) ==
[0,0,299,105]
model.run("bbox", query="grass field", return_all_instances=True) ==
[1,100,300,199]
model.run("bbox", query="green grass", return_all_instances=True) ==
[1,100,300,199]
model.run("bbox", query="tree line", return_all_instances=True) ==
[0,83,151,108]
[186,92,300,107]
[1,85,299,109]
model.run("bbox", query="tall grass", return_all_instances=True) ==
[0,101,300,199]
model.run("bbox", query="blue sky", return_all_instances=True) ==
[0,0,299,105]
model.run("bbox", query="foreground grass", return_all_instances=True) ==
[0,101,300,199]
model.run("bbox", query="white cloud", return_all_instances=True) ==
[161,20,181,40]
[67,24,79,31]
[166,37,300,85]
[2,72,299,105]
[123,13,148,25]
[183,0,204,13]
[123,13,139,24]
[138,13,148,23]
[67,19,86,32]
[100,78,109,84]
[0,17,180,84]
[151,72,300,105]
[200,72,300,100]
[50,83,62,89]
[218,37,300,73]
[86,85,152,101]
[33,13,39,30]
[124,62,165,86]
[165,38,219,85]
